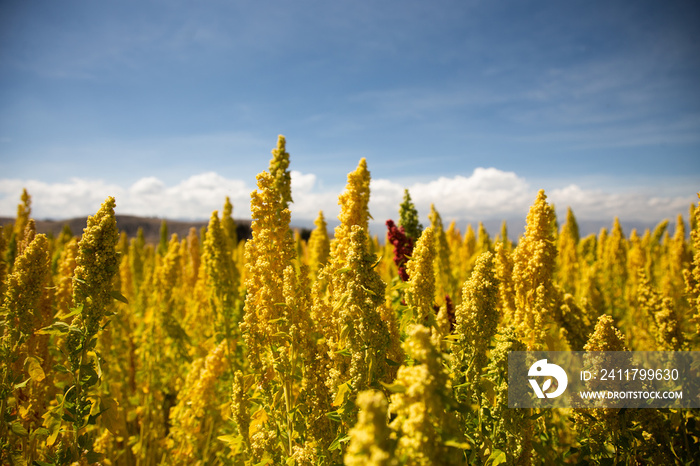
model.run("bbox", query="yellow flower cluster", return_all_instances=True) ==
[2,141,696,465]
[486,327,531,465]
[167,342,229,461]
[429,204,455,304]
[242,170,296,374]
[3,234,50,339]
[345,390,396,466]
[512,189,557,350]
[307,210,330,276]
[404,226,436,328]
[684,193,700,332]
[332,158,371,261]
[269,134,293,208]
[389,325,462,465]
[453,251,499,400]
[326,225,389,393]
[72,196,120,336]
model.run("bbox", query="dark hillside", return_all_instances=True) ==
[0,215,253,245]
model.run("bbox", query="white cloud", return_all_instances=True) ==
[0,173,252,221]
[0,169,695,238]
[129,176,165,195]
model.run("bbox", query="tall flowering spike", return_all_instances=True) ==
[588,298,673,463]
[243,171,296,373]
[487,327,531,465]
[269,134,293,208]
[596,227,608,265]
[13,188,31,246]
[398,188,422,241]
[404,227,436,327]
[55,238,79,316]
[626,229,645,276]
[428,204,455,304]
[185,227,201,291]
[202,210,239,327]
[637,270,683,350]
[157,234,182,300]
[476,222,492,253]
[579,233,597,266]
[0,226,7,297]
[18,219,37,256]
[307,210,330,276]
[512,189,557,350]
[327,225,389,393]
[458,224,477,281]
[72,197,120,336]
[684,194,700,332]
[557,293,594,351]
[332,158,372,259]
[157,220,169,256]
[166,342,229,462]
[445,221,462,275]
[585,314,627,352]
[558,207,580,294]
[345,391,397,466]
[453,251,499,401]
[386,219,413,282]
[498,220,512,249]
[601,217,628,316]
[389,325,463,466]
[663,214,692,301]
[463,224,476,258]
[494,242,516,323]
[3,234,50,340]
[222,196,238,248]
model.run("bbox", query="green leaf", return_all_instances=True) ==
[380,381,406,393]
[332,293,349,313]
[14,378,30,389]
[79,363,99,385]
[32,427,50,439]
[10,421,29,437]
[328,433,351,451]
[43,411,62,447]
[360,284,377,296]
[218,434,241,446]
[445,439,471,450]
[53,364,70,374]
[340,324,352,342]
[333,382,352,407]
[109,289,129,304]
[486,449,507,466]
[36,322,72,335]
[100,397,120,435]
[55,305,83,320]
[25,356,46,382]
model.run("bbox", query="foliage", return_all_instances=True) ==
[0,140,698,465]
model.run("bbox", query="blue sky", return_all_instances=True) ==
[1,0,699,234]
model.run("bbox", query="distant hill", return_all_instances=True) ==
[0,214,674,246]
[0,215,255,245]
